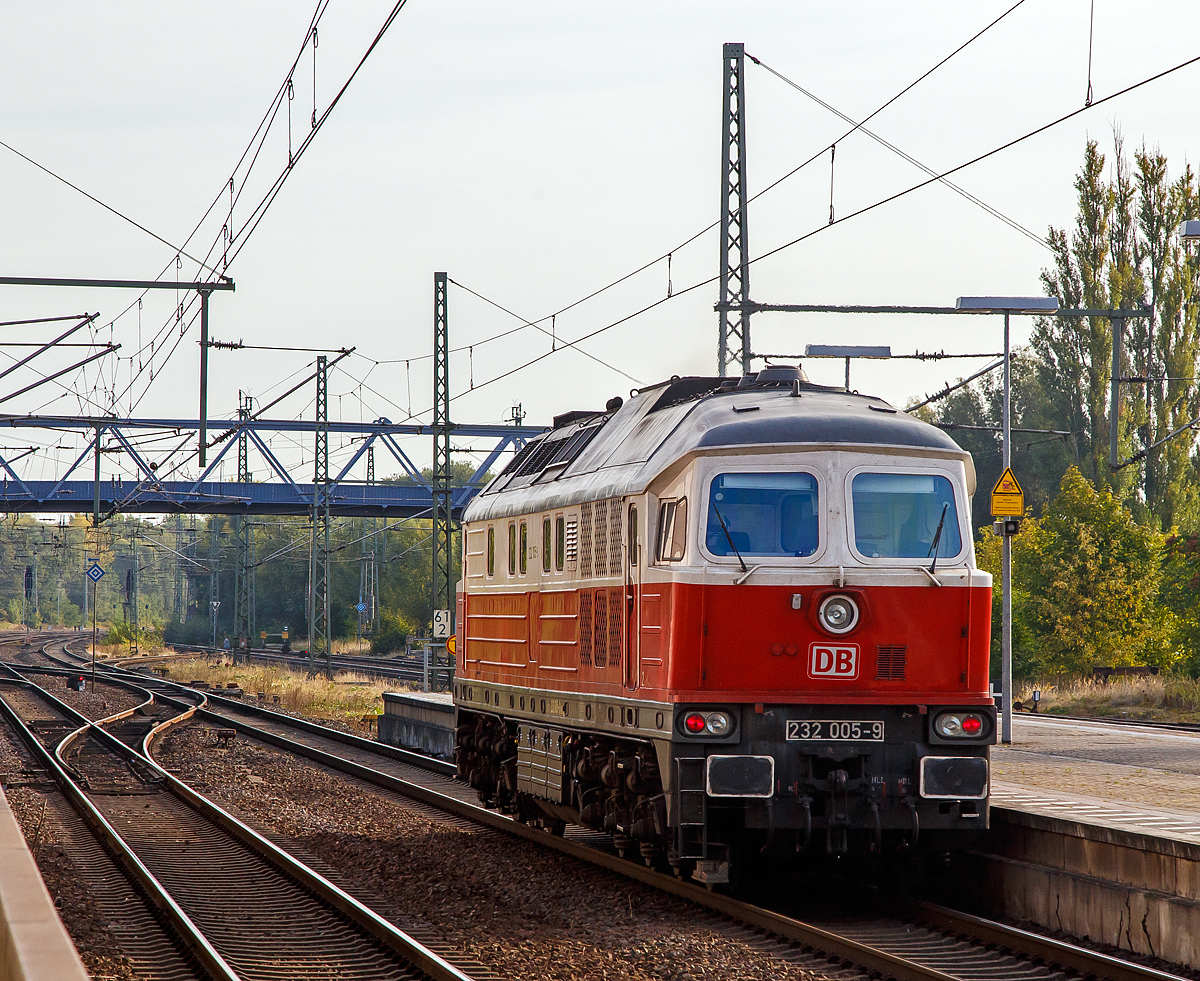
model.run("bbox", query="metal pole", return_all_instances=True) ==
[199,288,211,467]
[432,274,453,639]
[717,42,752,378]
[1110,314,1123,468]
[845,357,850,391]
[1001,311,1012,745]
[93,426,101,527]
[90,579,97,690]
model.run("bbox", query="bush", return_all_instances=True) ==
[371,609,415,655]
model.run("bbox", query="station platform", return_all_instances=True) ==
[993,713,1200,834]
[974,714,1200,968]
[0,785,88,981]
[377,689,454,760]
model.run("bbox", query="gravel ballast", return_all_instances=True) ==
[0,714,137,979]
[155,724,830,981]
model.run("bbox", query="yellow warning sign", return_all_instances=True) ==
[991,467,1024,517]
[446,634,457,656]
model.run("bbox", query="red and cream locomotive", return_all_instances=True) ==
[452,365,995,884]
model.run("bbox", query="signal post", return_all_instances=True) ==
[992,466,1024,744]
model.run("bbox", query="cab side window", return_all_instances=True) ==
[628,505,638,567]
[519,521,528,575]
[542,518,552,573]
[657,498,687,562]
[508,523,517,576]
[486,527,495,577]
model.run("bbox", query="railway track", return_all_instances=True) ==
[115,641,454,687]
[43,644,1187,981]
[0,650,473,981]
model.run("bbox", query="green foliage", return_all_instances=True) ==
[1160,533,1200,673]
[107,619,157,648]
[978,467,1171,680]
[371,609,416,655]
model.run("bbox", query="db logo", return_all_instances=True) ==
[809,643,860,680]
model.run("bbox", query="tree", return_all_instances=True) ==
[978,467,1170,679]
[1034,136,1200,527]
[922,136,1200,534]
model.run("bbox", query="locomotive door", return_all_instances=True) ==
[624,503,639,690]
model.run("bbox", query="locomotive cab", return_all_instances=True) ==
[453,368,994,885]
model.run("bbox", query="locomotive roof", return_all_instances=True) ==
[464,372,974,523]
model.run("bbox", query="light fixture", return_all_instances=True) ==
[804,345,892,358]
[955,296,1059,314]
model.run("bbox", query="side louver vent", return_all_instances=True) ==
[875,646,907,680]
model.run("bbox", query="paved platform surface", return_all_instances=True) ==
[993,714,1200,843]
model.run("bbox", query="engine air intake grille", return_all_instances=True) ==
[875,645,907,680]
[607,588,623,670]
[593,590,608,668]
[580,502,593,578]
[579,592,593,666]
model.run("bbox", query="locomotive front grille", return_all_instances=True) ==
[875,645,907,680]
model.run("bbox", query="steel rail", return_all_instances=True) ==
[0,668,238,981]
[36,645,1192,981]
[11,656,473,981]
[895,898,1187,981]
[116,666,1125,981]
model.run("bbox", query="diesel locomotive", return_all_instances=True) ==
[452,365,995,885]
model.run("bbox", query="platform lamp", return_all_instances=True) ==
[954,296,1059,746]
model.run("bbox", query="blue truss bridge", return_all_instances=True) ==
[0,414,544,517]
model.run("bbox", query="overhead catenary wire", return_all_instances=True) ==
[350,2,1032,374]
[746,52,1051,249]
[447,46,1200,409]
[447,279,642,384]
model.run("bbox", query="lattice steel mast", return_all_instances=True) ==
[359,446,379,640]
[431,272,453,635]
[307,355,332,674]
[234,391,254,652]
[718,42,752,378]
[172,515,185,621]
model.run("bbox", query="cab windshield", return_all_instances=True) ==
[851,472,961,559]
[706,472,819,557]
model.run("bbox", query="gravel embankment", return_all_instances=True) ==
[156,724,828,981]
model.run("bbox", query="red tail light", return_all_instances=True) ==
[961,714,983,735]
[684,712,707,734]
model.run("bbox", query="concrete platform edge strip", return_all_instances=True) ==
[0,785,89,981]
[993,805,1200,861]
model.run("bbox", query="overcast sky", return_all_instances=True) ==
[1,1,1197,484]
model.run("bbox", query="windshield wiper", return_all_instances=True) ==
[927,502,950,575]
[710,501,747,573]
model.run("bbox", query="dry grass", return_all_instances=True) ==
[152,656,410,732]
[1018,674,1200,723]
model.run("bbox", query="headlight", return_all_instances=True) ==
[818,594,859,634]
[679,710,734,737]
[705,711,732,736]
[934,712,985,738]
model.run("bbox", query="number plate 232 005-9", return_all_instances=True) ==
[786,720,884,741]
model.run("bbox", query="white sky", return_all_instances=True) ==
[1,1,1197,484]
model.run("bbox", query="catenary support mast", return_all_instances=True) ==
[234,392,253,652]
[308,355,331,674]
[718,42,752,378]
[432,273,453,636]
